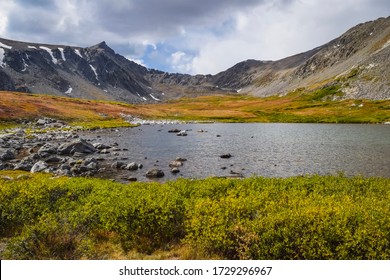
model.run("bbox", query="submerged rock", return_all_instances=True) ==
[168,129,181,133]
[169,160,183,167]
[146,169,165,178]
[177,130,188,136]
[171,168,180,174]
[220,153,232,159]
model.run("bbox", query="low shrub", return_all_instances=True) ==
[1,173,389,259]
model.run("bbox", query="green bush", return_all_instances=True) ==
[1,173,390,259]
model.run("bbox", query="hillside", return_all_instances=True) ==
[210,16,390,99]
[0,16,389,102]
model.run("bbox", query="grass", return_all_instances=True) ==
[0,91,138,129]
[1,90,389,130]
[1,171,389,260]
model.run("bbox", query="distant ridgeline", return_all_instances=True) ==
[0,16,389,102]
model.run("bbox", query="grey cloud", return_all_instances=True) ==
[6,0,271,44]
[93,0,269,37]
[15,0,56,9]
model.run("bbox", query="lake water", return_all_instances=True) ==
[83,123,390,181]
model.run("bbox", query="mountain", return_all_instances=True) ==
[209,16,390,100]
[0,39,164,103]
[1,16,389,102]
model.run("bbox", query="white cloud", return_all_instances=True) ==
[0,0,389,74]
[126,57,147,67]
[0,0,14,35]
[171,51,194,73]
[183,0,390,74]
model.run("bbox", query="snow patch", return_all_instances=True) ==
[142,97,147,101]
[0,48,6,68]
[39,46,57,64]
[21,58,28,71]
[0,42,12,49]
[58,48,66,61]
[149,94,160,101]
[74,49,83,58]
[236,89,242,93]
[89,64,99,81]
[28,46,37,49]
[65,87,73,94]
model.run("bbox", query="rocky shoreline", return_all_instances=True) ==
[0,118,181,182]
[1,117,246,183]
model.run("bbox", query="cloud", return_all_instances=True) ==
[0,0,389,74]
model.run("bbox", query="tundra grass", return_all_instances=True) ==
[1,171,389,260]
[0,91,138,129]
[1,91,389,129]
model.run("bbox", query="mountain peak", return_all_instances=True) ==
[90,41,110,50]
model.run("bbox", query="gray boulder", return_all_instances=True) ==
[38,143,58,157]
[31,161,49,173]
[0,149,15,161]
[14,162,33,171]
[124,162,138,171]
[58,139,96,155]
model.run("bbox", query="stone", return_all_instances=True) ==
[57,139,96,155]
[146,169,165,178]
[86,162,98,170]
[59,164,71,171]
[112,161,126,169]
[93,143,112,150]
[220,153,232,159]
[175,157,187,162]
[0,149,15,161]
[13,162,33,171]
[169,160,183,167]
[124,162,138,171]
[171,168,180,174]
[31,161,48,173]
[45,156,61,163]
[177,130,188,136]
[168,129,181,133]
[128,177,138,182]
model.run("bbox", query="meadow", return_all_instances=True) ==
[1,171,389,260]
[1,90,389,129]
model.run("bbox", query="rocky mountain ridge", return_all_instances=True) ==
[1,16,389,102]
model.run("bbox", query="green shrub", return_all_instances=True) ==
[1,173,389,259]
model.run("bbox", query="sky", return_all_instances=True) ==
[0,0,389,74]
